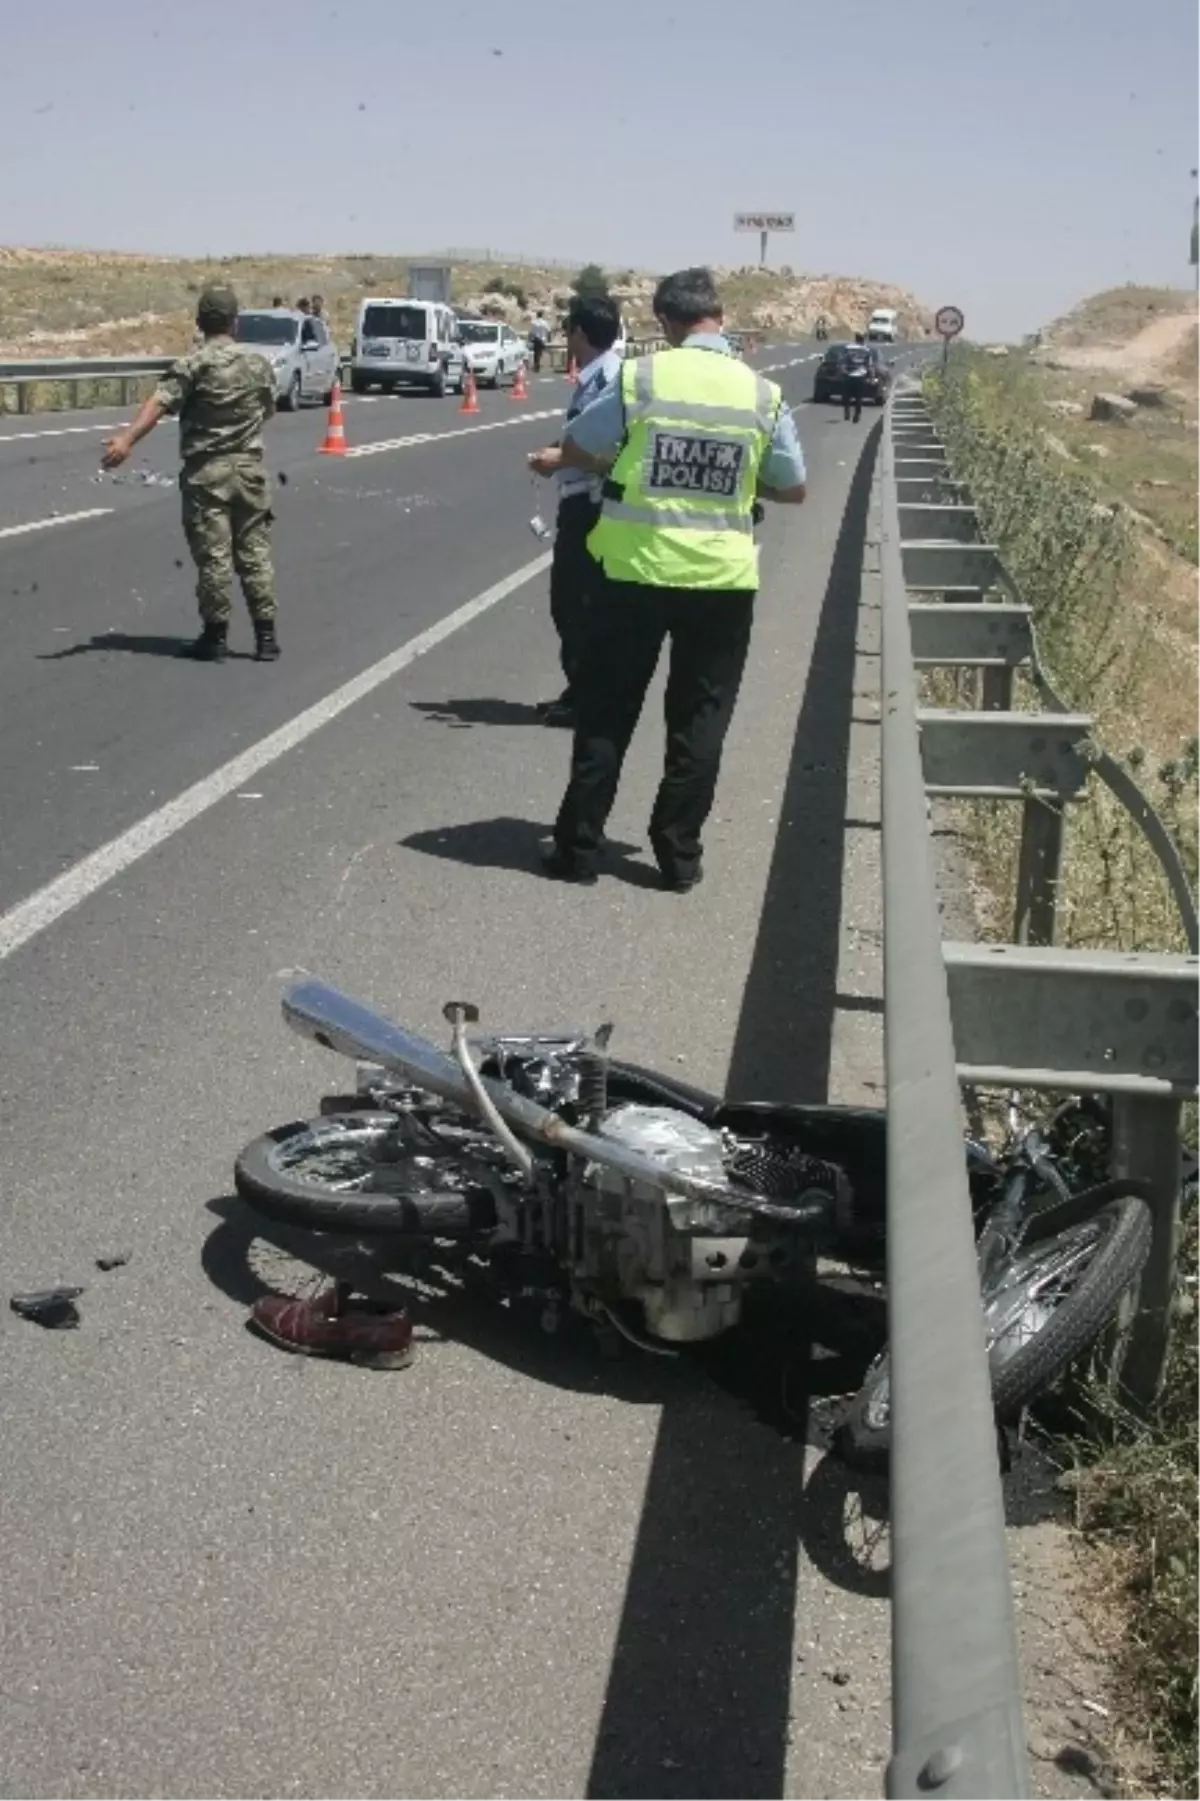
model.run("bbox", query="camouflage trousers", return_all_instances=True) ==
[180,455,277,626]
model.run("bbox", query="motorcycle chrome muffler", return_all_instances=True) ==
[282,978,747,1218]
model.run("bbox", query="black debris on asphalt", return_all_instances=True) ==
[95,1251,131,1271]
[10,1286,84,1328]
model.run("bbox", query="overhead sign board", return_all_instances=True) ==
[935,305,965,339]
[734,213,795,233]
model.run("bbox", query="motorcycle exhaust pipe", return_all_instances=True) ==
[283,978,744,1215]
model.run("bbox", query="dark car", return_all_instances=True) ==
[812,343,891,406]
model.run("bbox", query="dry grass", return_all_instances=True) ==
[1042,283,1197,349]
[925,341,1198,1796]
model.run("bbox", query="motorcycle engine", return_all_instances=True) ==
[584,1104,745,1343]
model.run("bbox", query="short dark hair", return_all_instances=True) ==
[653,267,723,327]
[196,284,238,334]
[566,294,621,351]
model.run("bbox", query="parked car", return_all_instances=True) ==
[812,343,891,406]
[457,318,528,388]
[349,298,466,397]
[234,309,340,411]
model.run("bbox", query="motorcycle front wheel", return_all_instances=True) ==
[234,1113,504,1237]
[835,1193,1152,1471]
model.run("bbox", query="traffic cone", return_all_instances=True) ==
[318,382,348,456]
[459,367,480,415]
[510,360,529,401]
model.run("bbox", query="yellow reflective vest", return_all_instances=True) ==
[586,346,782,591]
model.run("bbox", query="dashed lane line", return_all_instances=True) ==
[0,507,114,541]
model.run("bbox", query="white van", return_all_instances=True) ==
[350,297,467,397]
[867,308,899,344]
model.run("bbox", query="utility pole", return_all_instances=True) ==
[1191,168,1198,291]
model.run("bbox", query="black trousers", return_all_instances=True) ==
[548,493,601,696]
[531,340,545,372]
[841,379,864,422]
[554,576,755,881]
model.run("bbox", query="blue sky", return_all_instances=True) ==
[0,0,1195,339]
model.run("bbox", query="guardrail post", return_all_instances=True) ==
[121,377,134,407]
[69,379,80,410]
[1013,795,1063,945]
[18,381,32,415]
[1112,1093,1184,1407]
[981,664,1014,710]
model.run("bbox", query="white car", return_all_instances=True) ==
[234,309,340,410]
[456,318,528,388]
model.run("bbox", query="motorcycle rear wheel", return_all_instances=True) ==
[835,1193,1152,1472]
[234,1113,504,1237]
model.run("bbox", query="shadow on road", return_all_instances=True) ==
[586,429,883,1796]
[724,423,881,1104]
[401,815,641,877]
[37,632,256,662]
[409,696,545,728]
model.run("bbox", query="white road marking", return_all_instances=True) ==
[345,408,559,459]
[0,507,113,541]
[0,552,552,964]
[0,421,117,444]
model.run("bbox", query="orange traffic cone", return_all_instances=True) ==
[510,361,529,401]
[318,382,348,455]
[459,367,480,415]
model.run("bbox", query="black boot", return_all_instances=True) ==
[183,623,228,662]
[254,622,281,662]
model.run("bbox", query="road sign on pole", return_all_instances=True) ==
[734,212,795,268]
[934,305,965,371]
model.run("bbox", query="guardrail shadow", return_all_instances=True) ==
[725,424,881,1103]
[585,429,883,1798]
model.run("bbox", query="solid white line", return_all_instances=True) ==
[0,552,552,963]
[0,507,113,541]
[0,421,117,444]
[345,408,559,460]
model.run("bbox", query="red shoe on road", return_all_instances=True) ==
[250,1286,413,1369]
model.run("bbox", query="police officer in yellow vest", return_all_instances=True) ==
[543,267,808,890]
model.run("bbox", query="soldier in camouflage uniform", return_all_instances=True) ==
[102,285,281,662]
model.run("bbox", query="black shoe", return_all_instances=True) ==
[659,865,704,893]
[254,624,281,662]
[540,699,576,728]
[540,849,598,886]
[183,624,228,662]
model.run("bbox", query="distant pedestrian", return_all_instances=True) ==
[101,285,281,663]
[527,294,624,726]
[271,295,285,308]
[528,311,550,374]
[296,296,312,316]
[841,333,870,423]
[311,294,326,320]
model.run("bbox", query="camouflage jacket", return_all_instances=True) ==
[153,338,276,472]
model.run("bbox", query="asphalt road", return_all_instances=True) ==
[0,346,976,1799]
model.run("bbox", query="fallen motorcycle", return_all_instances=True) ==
[235,980,895,1349]
[236,983,1153,1406]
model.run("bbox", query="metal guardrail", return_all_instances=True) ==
[879,381,1198,1800]
[0,337,675,417]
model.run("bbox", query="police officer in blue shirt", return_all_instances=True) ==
[542,267,807,890]
[527,295,624,726]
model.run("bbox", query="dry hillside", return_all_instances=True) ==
[0,246,931,360]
